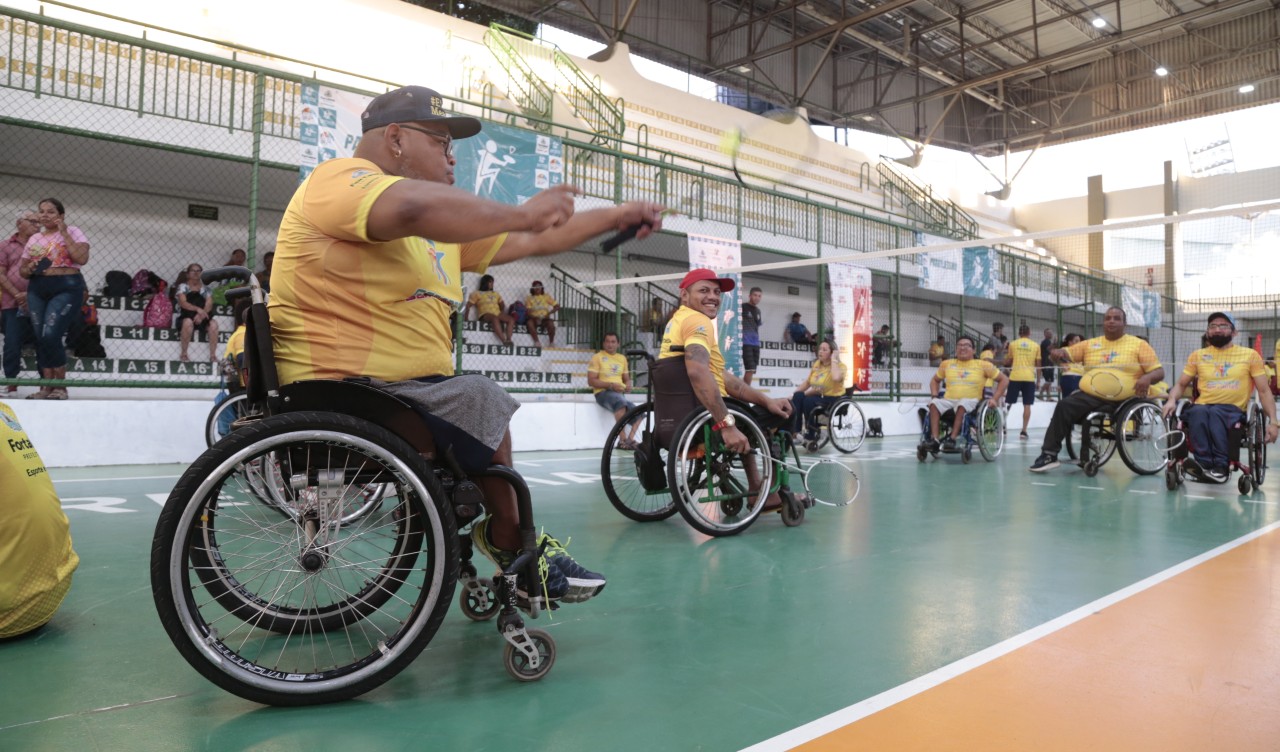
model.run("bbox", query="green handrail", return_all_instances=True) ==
[482,26,553,130]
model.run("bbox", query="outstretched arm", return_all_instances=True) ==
[367,181,580,244]
[492,201,665,264]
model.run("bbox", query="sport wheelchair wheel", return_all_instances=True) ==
[206,392,249,446]
[976,402,1004,461]
[1249,404,1267,487]
[601,402,677,522]
[151,411,458,706]
[827,399,867,454]
[1115,401,1168,475]
[1066,419,1117,467]
[667,404,773,537]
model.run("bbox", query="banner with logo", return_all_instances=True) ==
[453,122,563,203]
[919,236,1000,301]
[687,234,742,375]
[298,84,371,182]
[1122,286,1161,329]
[828,262,872,392]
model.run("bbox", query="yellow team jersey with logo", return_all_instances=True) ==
[928,343,945,361]
[1065,334,1162,401]
[269,158,504,384]
[1008,337,1040,381]
[807,360,846,397]
[1182,345,1263,410]
[660,305,727,396]
[588,350,628,394]
[526,293,557,319]
[980,349,997,388]
[468,290,504,318]
[0,404,79,638]
[937,358,1000,400]
[224,325,246,368]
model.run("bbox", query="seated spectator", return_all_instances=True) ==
[588,332,639,449]
[226,248,246,267]
[1,402,79,639]
[464,273,513,346]
[174,263,220,362]
[791,340,845,441]
[928,336,946,367]
[785,312,815,345]
[872,325,898,366]
[524,280,559,347]
[65,289,104,358]
[256,251,274,293]
[1,212,39,397]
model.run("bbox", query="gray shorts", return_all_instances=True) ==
[376,374,520,472]
[930,396,979,415]
[595,389,635,414]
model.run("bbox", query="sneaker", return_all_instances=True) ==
[1,385,15,398]
[1019,431,1029,440]
[926,437,941,452]
[1203,467,1228,484]
[941,437,957,453]
[1029,453,1060,473]
[470,517,569,602]
[1182,455,1206,482]
[538,532,606,604]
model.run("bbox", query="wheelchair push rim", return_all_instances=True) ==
[667,405,772,536]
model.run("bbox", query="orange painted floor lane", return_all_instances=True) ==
[795,527,1280,751]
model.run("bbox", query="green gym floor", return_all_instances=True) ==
[3,434,1278,751]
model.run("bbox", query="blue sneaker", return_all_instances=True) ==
[470,517,569,602]
[538,532,606,604]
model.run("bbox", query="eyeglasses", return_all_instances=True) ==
[1207,323,1234,331]
[397,124,453,157]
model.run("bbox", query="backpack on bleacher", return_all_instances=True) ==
[130,269,159,296]
[507,300,528,326]
[142,280,173,327]
[103,270,131,297]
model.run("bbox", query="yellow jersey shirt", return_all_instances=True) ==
[1007,337,1040,381]
[980,349,997,388]
[1182,345,1263,411]
[1065,334,1162,400]
[936,358,1000,400]
[525,293,557,319]
[588,350,629,394]
[928,343,945,362]
[269,158,505,384]
[224,325,246,368]
[0,404,79,638]
[468,290,504,318]
[807,360,846,397]
[660,305,727,396]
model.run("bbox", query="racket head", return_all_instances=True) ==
[725,107,816,190]
[1081,369,1127,400]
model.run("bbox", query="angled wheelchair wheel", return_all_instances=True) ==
[1116,401,1167,475]
[667,405,771,537]
[205,392,250,447]
[1071,418,1117,467]
[601,402,677,522]
[151,411,458,706]
[828,399,866,454]
[976,403,1005,461]
[1249,405,1267,487]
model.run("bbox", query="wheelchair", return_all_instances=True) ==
[1064,397,1169,477]
[799,389,867,454]
[1164,400,1268,494]
[601,351,858,536]
[915,399,1005,463]
[151,268,558,706]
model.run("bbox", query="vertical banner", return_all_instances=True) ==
[829,262,873,392]
[299,84,371,182]
[919,236,1000,300]
[963,246,999,300]
[453,122,564,203]
[1122,286,1162,328]
[687,234,742,375]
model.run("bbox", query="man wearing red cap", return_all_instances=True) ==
[1161,311,1278,482]
[270,85,666,604]
[660,268,792,455]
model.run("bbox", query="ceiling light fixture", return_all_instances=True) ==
[734,65,751,74]
[1239,84,1255,94]
[861,114,874,121]
[1091,17,1106,28]
[1155,66,1169,77]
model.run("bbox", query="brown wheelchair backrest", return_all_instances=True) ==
[651,356,700,448]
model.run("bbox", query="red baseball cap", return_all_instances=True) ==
[679,268,735,292]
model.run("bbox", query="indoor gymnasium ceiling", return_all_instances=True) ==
[473,0,1280,155]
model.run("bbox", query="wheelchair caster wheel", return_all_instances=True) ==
[780,490,805,527]
[504,627,556,682]
[459,579,500,622]
[720,497,744,516]
[1165,466,1180,492]
[916,445,927,462]
[961,447,972,464]
[805,440,819,453]
[1238,474,1253,494]
[1083,459,1099,478]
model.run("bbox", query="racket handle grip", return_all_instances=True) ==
[601,223,642,253]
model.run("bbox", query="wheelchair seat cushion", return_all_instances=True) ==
[379,374,519,473]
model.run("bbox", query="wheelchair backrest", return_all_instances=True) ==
[650,356,700,448]
[243,297,282,414]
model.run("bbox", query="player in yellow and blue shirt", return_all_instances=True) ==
[926,335,1008,451]
[1031,306,1165,472]
[269,84,667,605]
[1161,312,1278,481]
[1004,324,1041,439]
[588,332,639,447]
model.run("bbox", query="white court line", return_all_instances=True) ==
[1186,495,1215,500]
[1030,482,1056,487]
[740,518,1280,752]
[1079,486,1105,490]
[1242,498,1278,505]
[53,474,181,484]
[1129,489,1158,495]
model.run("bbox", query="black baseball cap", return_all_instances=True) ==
[361,86,481,138]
